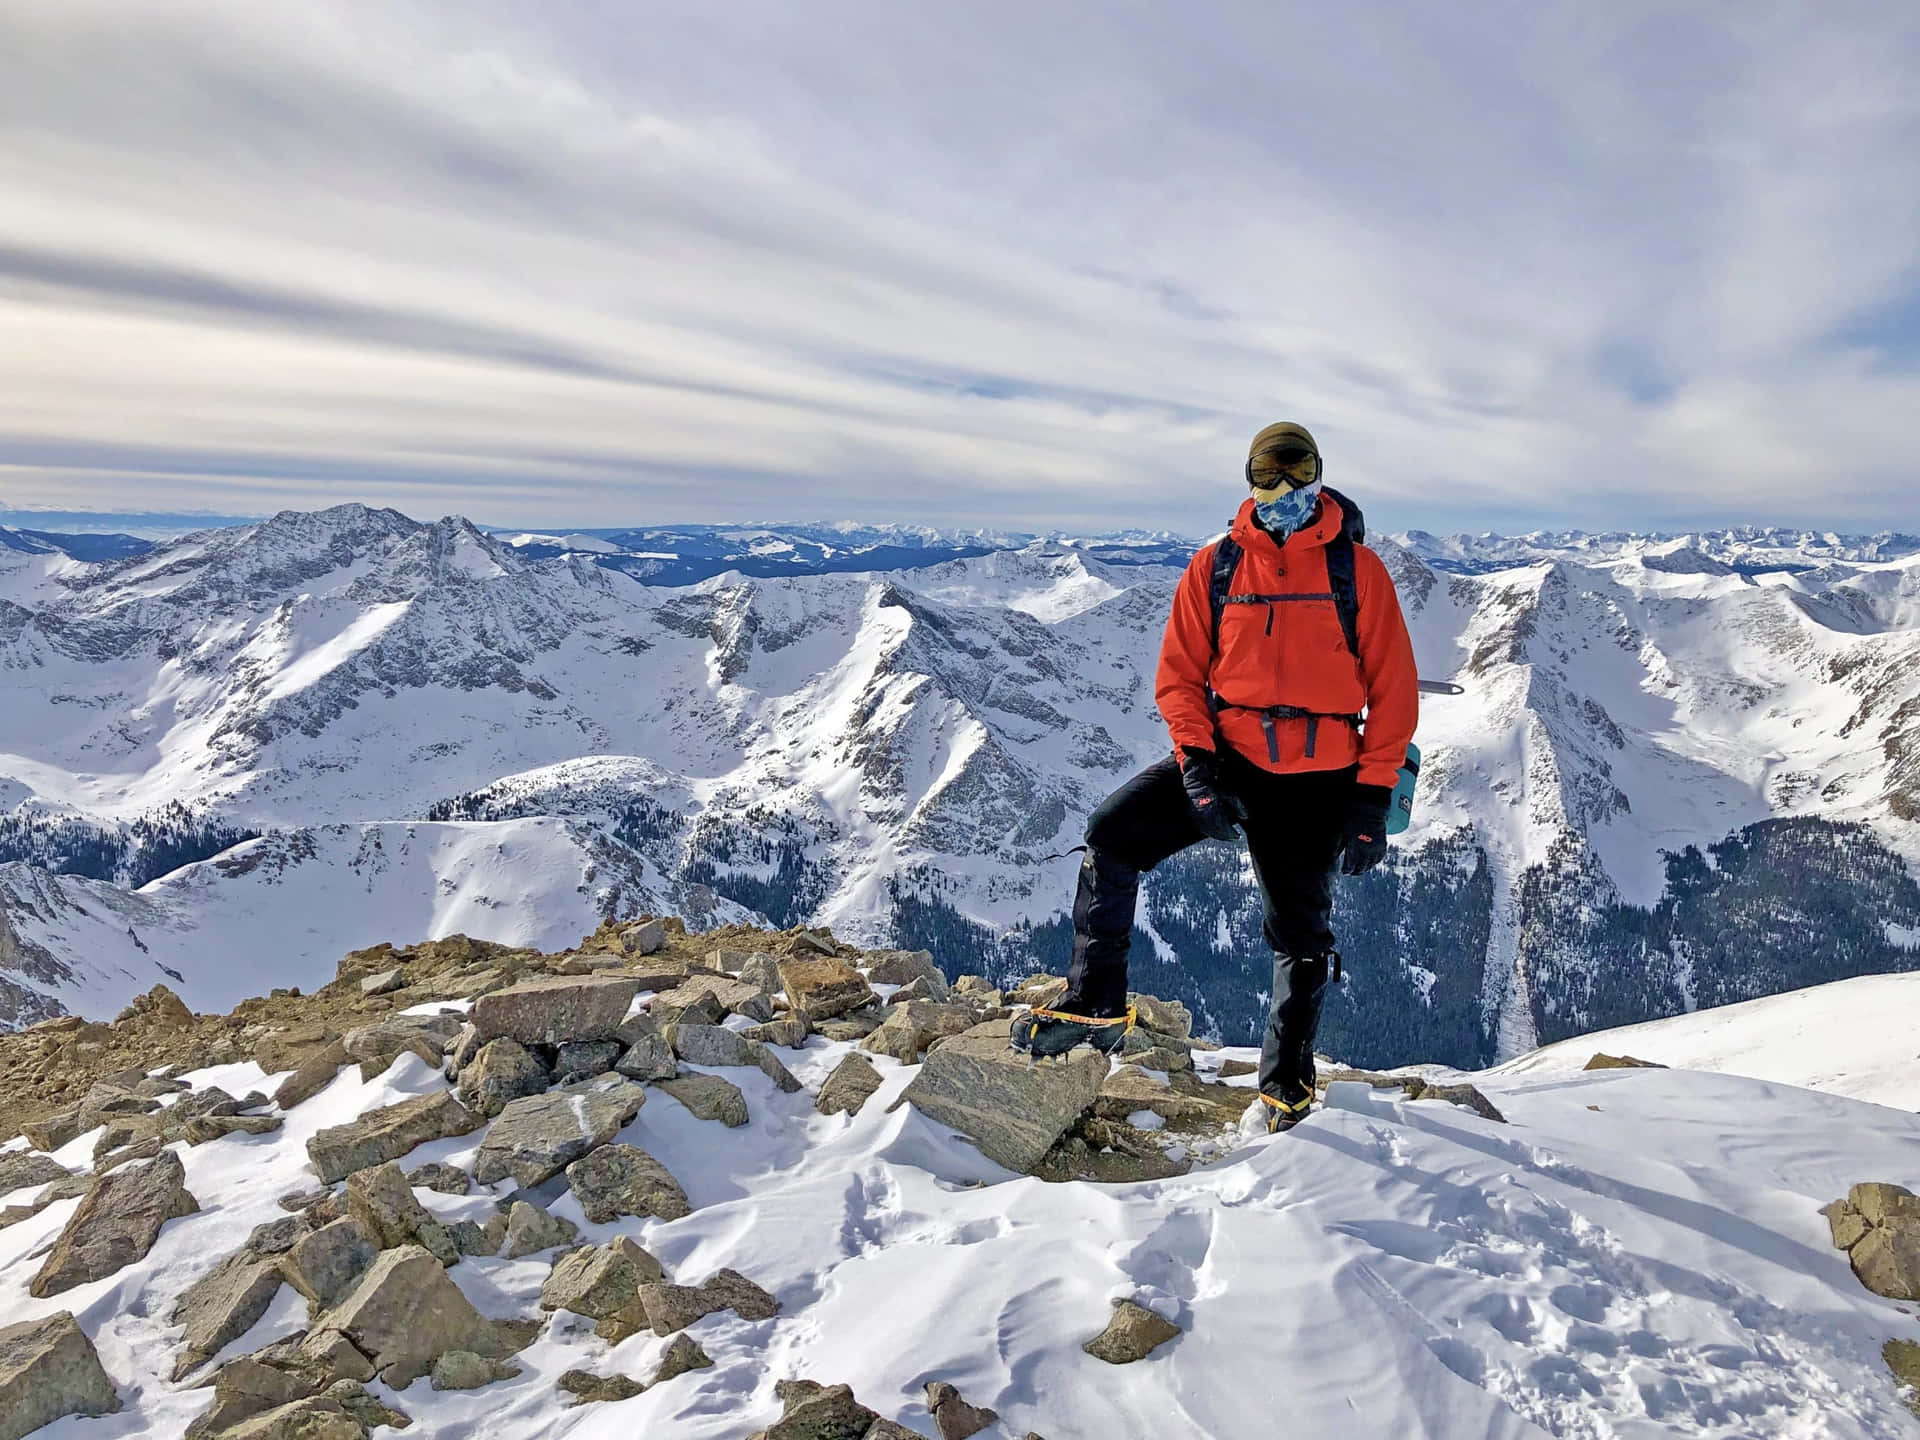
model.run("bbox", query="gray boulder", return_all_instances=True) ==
[866,949,949,996]
[540,1237,665,1319]
[656,1073,750,1128]
[776,957,876,1019]
[502,1200,579,1259]
[926,1380,998,1440]
[815,1054,884,1117]
[273,1042,348,1110]
[472,1076,647,1187]
[566,1143,692,1223]
[896,1021,1106,1173]
[342,1022,443,1081]
[746,1379,876,1440]
[558,1368,646,1405]
[0,1312,120,1440]
[307,1091,480,1185]
[743,1014,810,1049]
[345,1162,458,1265]
[30,1149,199,1298]
[319,1245,503,1388]
[430,1349,520,1390]
[664,1024,801,1092]
[0,1153,70,1200]
[183,1356,311,1439]
[472,976,639,1046]
[636,1268,777,1335]
[406,1162,471,1195]
[219,1396,362,1439]
[653,1333,713,1384]
[456,1038,551,1118]
[553,1040,622,1083]
[614,1033,679,1081]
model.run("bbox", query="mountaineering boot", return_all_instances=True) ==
[1255,1085,1314,1135]
[1009,1004,1136,1058]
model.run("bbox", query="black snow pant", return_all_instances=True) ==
[1063,751,1355,1101]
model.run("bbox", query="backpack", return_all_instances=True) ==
[1207,486,1364,657]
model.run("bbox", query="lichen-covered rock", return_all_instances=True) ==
[183,1356,311,1439]
[777,957,876,1019]
[653,1333,712,1384]
[319,1245,503,1388]
[279,1217,381,1312]
[815,1054,885,1118]
[1093,1066,1248,1130]
[636,1267,777,1335]
[502,1200,579,1259]
[558,1368,646,1404]
[307,1090,480,1184]
[456,1038,551,1118]
[926,1380,998,1440]
[743,1014,810,1049]
[219,1396,363,1440]
[865,948,947,995]
[472,976,640,1046]
[471,1075,646,1187]
[552,1040,623,1083]
[896,1021,1106,1173]
[0,1311,121,1440]
[1889,1339,1920,1418]
[405,1162,471,1195]
[613,1032,679,1081]
[345,1162,458,1265]
[540,1237,665,1319]
[171,1251,287,1378]
[29,1149,199,1297]
[746,1379,878,1440]
[566,1143,691,1224]
[656,1073,750,1127]
[0,1153,70,1199]
[1083,1298,1181,1364]
[430,1349,520,1390]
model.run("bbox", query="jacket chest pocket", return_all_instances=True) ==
[1220,591,1344,676]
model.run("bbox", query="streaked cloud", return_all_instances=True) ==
[1,0,1916,533]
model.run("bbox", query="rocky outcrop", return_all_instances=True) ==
[341,1020,445,1081]
[897,1021,1106,1173]
[1824,1182,1920,1300]
[471,976,640,1046]
[0,1153,70,1198]
[816,1054,884,1117]
[30,1148,199,1297]
[1583,1053,1667,1070]
[171,1250,287,1378]
[345,1162,459,1265]
[663,1024,800,1092]
[318,1244,504,1388]
[471,1076,646,1187]
[566,1143,692,1223]
[1092,1066,1249,1130]
[307,1091,480,1184]
[540,1237,665,1320]
[0,1312,120,1440]
[777,957,876,1020]
[656,1073,749,1127]
[1083,1298,1182,1364]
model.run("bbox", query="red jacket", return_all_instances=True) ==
[1154,495,1419,789]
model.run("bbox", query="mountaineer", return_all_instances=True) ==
[1011,422,1419,1133]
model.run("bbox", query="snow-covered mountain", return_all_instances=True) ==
[2,503,1917,1059]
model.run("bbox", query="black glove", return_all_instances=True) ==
[1180,748,1245,842]
[1340,784,1393,875]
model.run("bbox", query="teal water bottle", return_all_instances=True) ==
[1387,743,1420,836]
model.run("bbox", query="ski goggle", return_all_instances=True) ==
[1246,444,1320,492]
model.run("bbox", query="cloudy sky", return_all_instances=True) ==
[1,2,1916,535]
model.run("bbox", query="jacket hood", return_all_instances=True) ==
[1228,492,1346,552]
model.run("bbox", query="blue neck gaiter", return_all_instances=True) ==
[1254,480,1323,539]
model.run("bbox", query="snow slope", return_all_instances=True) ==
[1495,971,1920,1110]
[4,975,1920,1437]
[0,820,750,1023]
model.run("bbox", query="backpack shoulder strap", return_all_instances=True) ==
[1207,535,1241,653]
[1320,488,1364,661]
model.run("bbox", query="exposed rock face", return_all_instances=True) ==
[502,1200,579,1259]
[896,1021,1106,1173]
[30,1148,199,1297]
[1583,1053,1667,1070]
[1083,1298,1182,1364]
[656,1073,750,1127]
[307,1091,481,1184]
[219,1396,363,1439]
[815,1054,884,1117]
[636,1268,778,1335]
[1126,992,1192,1039]
[471,976,640,1046]
[0,1311,121,1440]
[737,953,786,996]
[345,1162,458,1265]
[342,1021,443,1080]
[279,1218,380,1311]
[540,1237,665,1319]
[665,975,777,1023]
[319,1245,503,1388]
[405,1162,471,1195]
[862,1001,978,1063]
[456,1038,550,1117]
[171,1251,287,1378]
[472,1076,647,1187]
[184,1356,311,1438]
[663,1024,800,1092]
[777,957,877,1019]
[1824,1182,1920,1300]
[566,1143,692,1223]
[430,1349,520,1390]
[552,1040,622,1083]
[926,1380,998,1440]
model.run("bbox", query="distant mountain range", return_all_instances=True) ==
[1,502,1916,1060]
